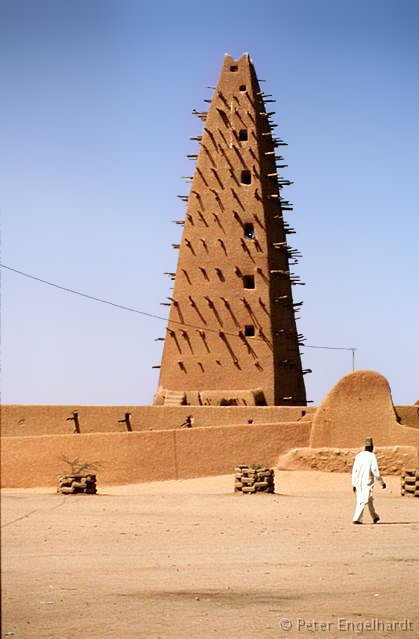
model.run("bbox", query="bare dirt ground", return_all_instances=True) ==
[2,471,418,639]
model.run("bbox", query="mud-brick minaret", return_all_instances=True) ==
[154,53,308,406]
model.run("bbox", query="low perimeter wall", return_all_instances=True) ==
[1,421,312,488]
[2,402,417,439]
[1,405,315,437]
[277,446,419,474]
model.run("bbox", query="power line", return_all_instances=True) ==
[304,344,356,352]
[1,264,172,320]
[1,263,357,364]
[306,343,357,371]
[0,263,254,339]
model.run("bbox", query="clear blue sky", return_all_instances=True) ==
[1,0,418,406]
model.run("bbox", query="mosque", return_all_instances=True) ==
[2,55,418,487]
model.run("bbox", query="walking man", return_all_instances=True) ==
[352,437,386,524]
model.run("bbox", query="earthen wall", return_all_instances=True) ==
[1,404,315,437]
[310,371,419,449]
[2,372,418,488]
[1,422,311,488]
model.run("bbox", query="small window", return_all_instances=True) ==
[241,170,251,185]
[244,325,255,337]
[243,275,255,289]
[244,223,255,239]
[230,65,238,72]
[239,129,248,141]
[239,84,246,92]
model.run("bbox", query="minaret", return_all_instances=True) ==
[154,53,308,406]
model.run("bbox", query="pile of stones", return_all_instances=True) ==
[400,468,419,498]
[57,474,97,495]
[234,464,275,494]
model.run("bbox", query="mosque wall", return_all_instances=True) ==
[2,372,418,488]
[1,422,311,488]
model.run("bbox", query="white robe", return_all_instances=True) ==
[351,450,384,522]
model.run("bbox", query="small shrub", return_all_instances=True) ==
[61,456,101,475]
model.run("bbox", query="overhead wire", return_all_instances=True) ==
[0,263,259,340]
[0,263,357,354]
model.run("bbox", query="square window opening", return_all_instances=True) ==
[239,129,248,141]
[241,170,252,185]
[239,84,246,91]
[230,65,238,72]
[243,275,255,289]
[244,325,255,337]
[244,223,255,239]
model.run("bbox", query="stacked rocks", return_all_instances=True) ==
[400,468,419,498]
[57,474,97,495]
[234,465,275,494]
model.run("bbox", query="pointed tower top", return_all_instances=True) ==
[223,52,253,68]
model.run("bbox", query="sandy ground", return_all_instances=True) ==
[2,471,418,639]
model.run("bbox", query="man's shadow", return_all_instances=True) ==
[365,521,417,525]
